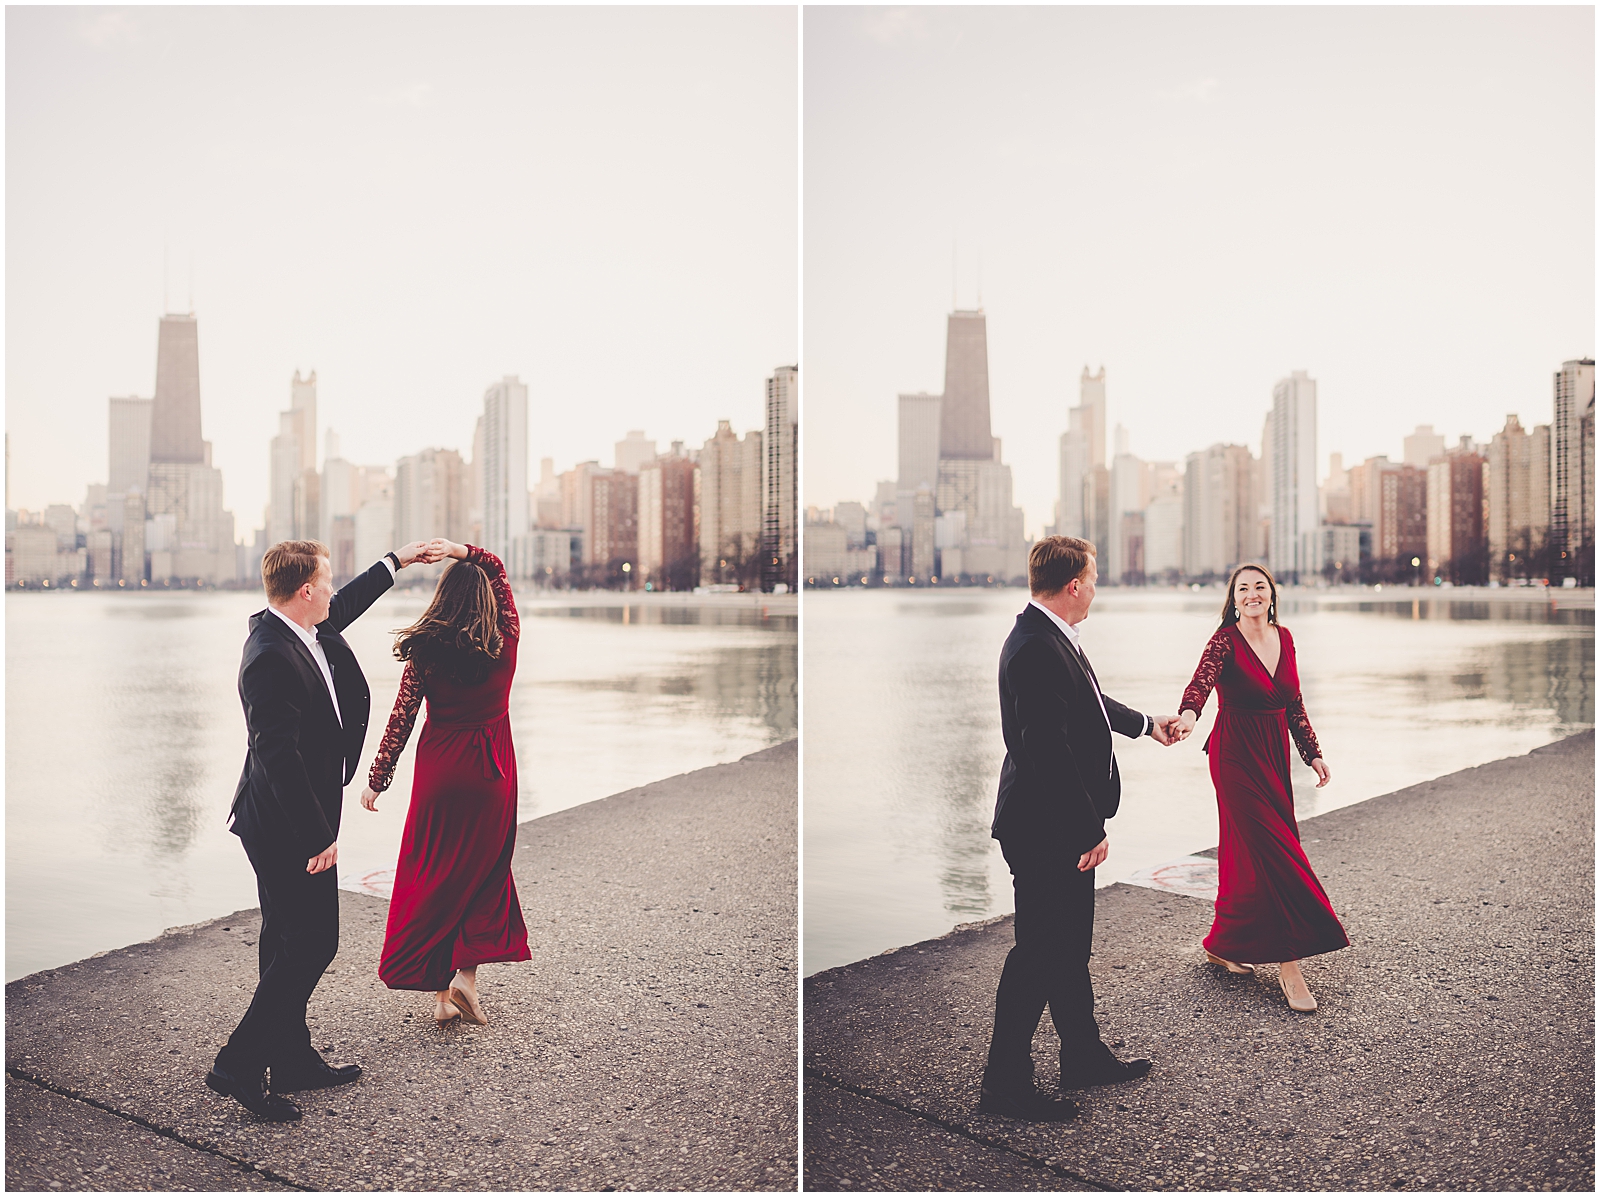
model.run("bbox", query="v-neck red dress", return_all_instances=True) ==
[1180,623,1349,964]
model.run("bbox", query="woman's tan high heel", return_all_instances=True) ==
[1278,968,1318,1013]
[434,992,463,1024]
[1204,949,1255,975]
[450,986,488,1026]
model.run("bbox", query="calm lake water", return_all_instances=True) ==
[6,589,796,981]
[803,588,1594,974]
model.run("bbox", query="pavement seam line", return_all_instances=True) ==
[7,1066,314,1192]
[804,1067,1117,1191]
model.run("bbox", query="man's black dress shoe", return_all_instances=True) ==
[271,1059,362,1091]
[205,1066,302,1122]
[1059,1051,1153,1090]
[978,1082,1080,1122]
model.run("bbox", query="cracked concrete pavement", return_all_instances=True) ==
[805,733,1594,1192]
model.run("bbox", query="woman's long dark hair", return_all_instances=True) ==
[393,559,502,685]
[1218,563,1280,629]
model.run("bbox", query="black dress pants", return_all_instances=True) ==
[983,837,1104,1087]
[214,837,339,1079]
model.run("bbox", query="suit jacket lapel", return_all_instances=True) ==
[264,614,339,722]
[1024,605,1090,684]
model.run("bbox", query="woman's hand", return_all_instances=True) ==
[395,541,435,567]
[1177,710,1198,740]
[427,538,469,562]
[359,785,380,811]
[1310,758,1331,788]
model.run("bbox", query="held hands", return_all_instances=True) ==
[1149,714,1194,746]
[395,541,435,567]
[359,785,380,812]
[394,539,469,568]
[307,841,338,874]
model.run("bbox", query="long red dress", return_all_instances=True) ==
[1180,623,1349,965]
[368,546,531,991]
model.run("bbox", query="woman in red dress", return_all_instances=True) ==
[1174,563,1347,1013]
[360,538,530,1025]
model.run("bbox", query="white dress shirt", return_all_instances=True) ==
[1028,599,1152,755]
[268,605,343,727]
[264,556,398,730]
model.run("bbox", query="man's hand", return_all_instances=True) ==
[426,538,470,562]
[1150,716,1181,745]
[1077,836,1109,872]
[359,786,380,812]
[395,541,435,567]
[307,842,338,874]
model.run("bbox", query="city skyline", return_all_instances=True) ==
[804,6,1594,531]
[6,7,797,518]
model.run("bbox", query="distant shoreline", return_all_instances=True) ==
[804,583,1594,611]
[6,584,801,616]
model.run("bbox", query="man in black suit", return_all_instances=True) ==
[979,536,1177,1122]
[207,537,432,1121]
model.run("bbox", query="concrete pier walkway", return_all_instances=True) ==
[7,741,797,1192]
[805,732,1595,1192]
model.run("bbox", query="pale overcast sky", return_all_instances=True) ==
[6,6,797,523]
[805,6,1594,535]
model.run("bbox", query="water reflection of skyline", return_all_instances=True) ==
[7,591,796,981]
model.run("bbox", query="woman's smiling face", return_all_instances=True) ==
[1234,569,1272,618]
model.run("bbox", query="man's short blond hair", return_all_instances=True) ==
[1028,536,1096,598]
[262,540,330,604]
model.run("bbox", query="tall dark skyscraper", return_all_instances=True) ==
[150,314,204,463]
[938,309,992,460]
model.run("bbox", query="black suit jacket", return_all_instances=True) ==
[229,560,395,859]
[991,604,1150,857]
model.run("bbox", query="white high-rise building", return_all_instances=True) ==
[481,376,530,566]
[763,365,798,591]
[1106,425,1149,583]
[897,391,941,525]
[320,429,357,533]
[1183,443,1256,579]
[1057,367,1107,542]
[1403,424,1446,469]
[108,396,152,495]
[268,414,300,546]
[700,420,763,584]
[614,430,657,476]
[267,370,319,545]
[1143,465,1184,581]
[1551,358,1596,579]
[289,371,317,470]
[1269,371,1319,582]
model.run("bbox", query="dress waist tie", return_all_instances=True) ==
[1203,701,1286,755]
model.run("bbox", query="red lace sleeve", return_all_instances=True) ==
[1180,628,1232,717]
[1286,692,1322,766]
[367,662,424,793]
[466,545,519,642]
